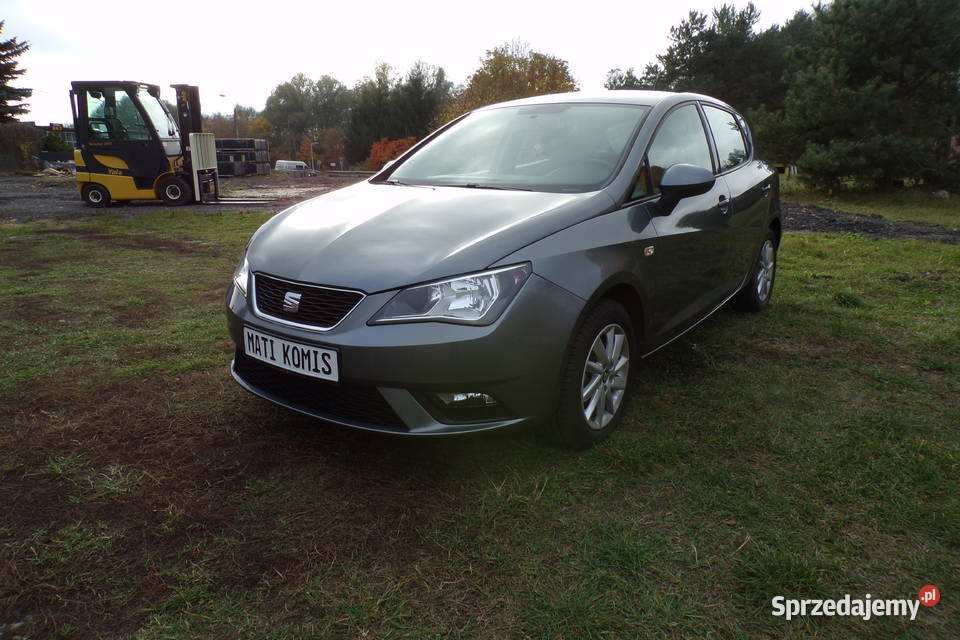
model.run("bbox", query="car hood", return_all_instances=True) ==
[247,181,612,292]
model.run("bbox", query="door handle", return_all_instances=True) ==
[760,184,771,197]
[718,195,729,214]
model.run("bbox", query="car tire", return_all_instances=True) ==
[556,299,634,449]
[732,229,778,312]
[157,176,193,206]
[82,183,110,207]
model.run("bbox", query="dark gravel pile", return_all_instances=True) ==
[782,201,960,244]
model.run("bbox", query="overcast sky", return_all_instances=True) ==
[6,0,814,125]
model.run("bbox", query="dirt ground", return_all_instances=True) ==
[0,174,359,220]
[2,176,957,638]
[2,173,958,244]
[781,202,960,244]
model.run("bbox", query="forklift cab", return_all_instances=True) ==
[70,81,218,206]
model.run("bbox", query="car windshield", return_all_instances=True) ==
[386,103,649,193]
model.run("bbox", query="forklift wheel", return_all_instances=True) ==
[158,176,193,206]
[82,184,110,208]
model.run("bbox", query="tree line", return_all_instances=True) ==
[206,42,578,170]
[217,0,959,185]
[3,1,958,186]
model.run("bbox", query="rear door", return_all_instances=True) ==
[642,103,734,342]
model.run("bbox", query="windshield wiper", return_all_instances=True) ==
[457,183,532,191]
[381,179,436,189]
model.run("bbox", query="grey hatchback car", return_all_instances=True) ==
[226,91,780,447]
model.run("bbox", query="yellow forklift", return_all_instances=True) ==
[69,81,220,207]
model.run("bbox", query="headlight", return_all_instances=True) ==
[233,255,250,296]
[369,263,532,325]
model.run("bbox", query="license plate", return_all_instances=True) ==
[243,326,339,382]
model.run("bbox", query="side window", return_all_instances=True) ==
[645,104,713,194]
[84,91,109,140]
[113,91,151,140]
[84,88,151,141]
[703,105,748,172]
[734,113,752,155]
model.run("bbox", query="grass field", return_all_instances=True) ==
[780,175,960,229]
[1,206,958,639]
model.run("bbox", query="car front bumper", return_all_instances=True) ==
[226,273,584,435]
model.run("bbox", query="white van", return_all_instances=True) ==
[274,160,312,176]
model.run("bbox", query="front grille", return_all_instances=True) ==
[233,351,407,431]
[253,273,364,329]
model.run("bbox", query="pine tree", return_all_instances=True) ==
[0,21,31,122]
[780,0,960,187]
[345,63,451,164]
[607,5,781,111]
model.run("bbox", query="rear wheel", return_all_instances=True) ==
[157,176,192,206]
[732,229,778,312]
[556,300,634,449]
[82,183,110,207]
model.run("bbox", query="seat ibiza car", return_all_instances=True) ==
[226,91,780,447]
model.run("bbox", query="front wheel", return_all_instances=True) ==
[157,176,193,206]
[556,300,634,449]
[732,230,778,312]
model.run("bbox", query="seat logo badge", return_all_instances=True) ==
[644,245,655,257]
[282,292,302,313]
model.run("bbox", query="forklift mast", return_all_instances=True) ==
[170,84,220,203]
[171,84,203,154]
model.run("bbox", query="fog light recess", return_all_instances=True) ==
[417,391,513,424]
[436,392,498,407]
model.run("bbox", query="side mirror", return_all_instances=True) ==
[381,159,396,171]
[658,164,715,214]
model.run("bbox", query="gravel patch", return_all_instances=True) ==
[0,175,355,221]
[782,201,959,244]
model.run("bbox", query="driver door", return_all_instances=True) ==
[642,103,735,342]
[80,86,166,187]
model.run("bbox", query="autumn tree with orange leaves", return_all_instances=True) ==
[437,42,578,125]
[369,137,418,170]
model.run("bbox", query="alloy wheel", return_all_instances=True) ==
[756,239,776,302]
[581,323,629,430]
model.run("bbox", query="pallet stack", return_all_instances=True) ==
[215,138,270,176]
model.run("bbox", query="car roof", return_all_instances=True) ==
[475,90,733,112]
